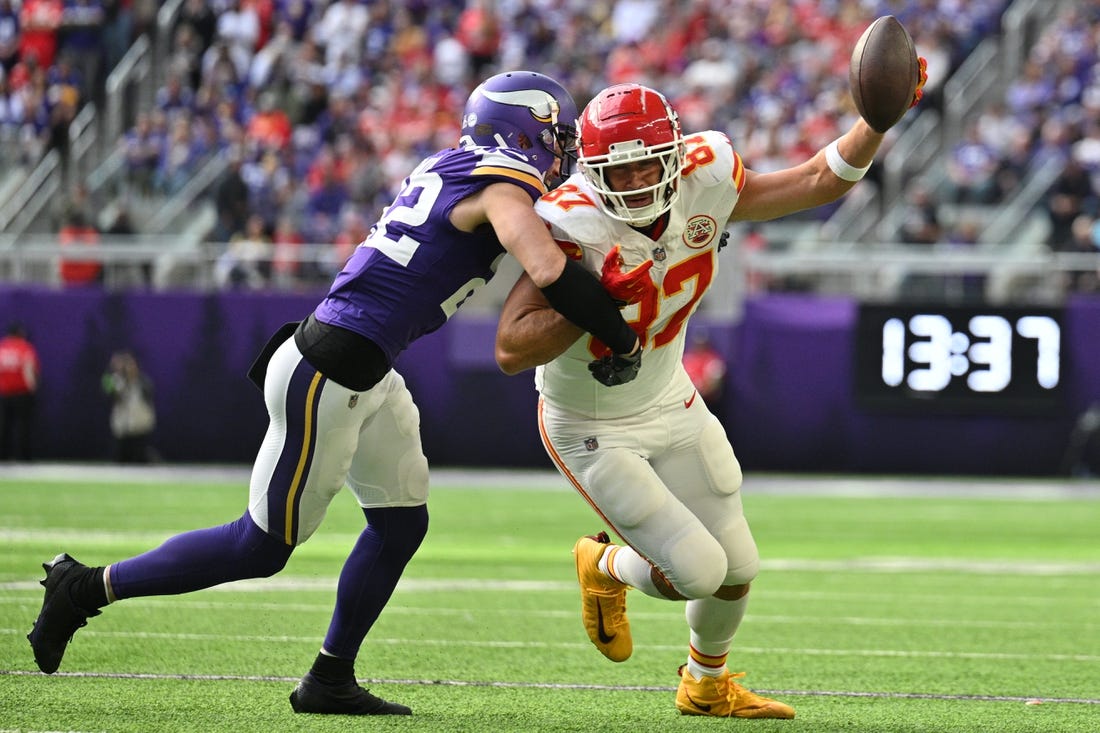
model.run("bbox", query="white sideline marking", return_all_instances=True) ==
[3,548,1099,588]
[761,558,1100,575]
[0,669,1098,705]
[2,626,1099,663]
[0,576,573,592]
[2,597,1097,631]
[3,463,1100,499]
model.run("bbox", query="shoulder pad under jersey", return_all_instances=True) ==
[681,130,746,194]
[463,145,547,200]
[534,173,618,253]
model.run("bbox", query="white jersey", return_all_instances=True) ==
[534,130,745,419]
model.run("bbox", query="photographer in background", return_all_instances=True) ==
[102,349,157,464]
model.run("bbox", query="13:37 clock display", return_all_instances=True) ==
[854,304,1065,414]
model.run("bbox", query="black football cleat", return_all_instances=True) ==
[289,672,411,715]
[27,553,101,674]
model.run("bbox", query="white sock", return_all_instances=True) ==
[598,544,663,597]
[685,594,748,678]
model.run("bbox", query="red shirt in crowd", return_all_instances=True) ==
[19,0,63,70]
[58,221,102,286]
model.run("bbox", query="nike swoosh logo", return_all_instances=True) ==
[685,692,711,712]
[596,602,616,644]
[684,390,697,409]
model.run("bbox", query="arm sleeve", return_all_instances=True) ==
[539,258,638,355]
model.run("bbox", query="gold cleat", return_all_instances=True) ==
[572,532,631,662]
[675,665,796,719]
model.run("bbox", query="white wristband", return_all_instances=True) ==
[825,139,871,182]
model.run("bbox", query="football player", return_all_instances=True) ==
[27,71,642,715]
[495,69,925,718]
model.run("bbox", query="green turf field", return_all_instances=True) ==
[1,468,1098,732]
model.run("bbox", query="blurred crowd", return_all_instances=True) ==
[108,0,1015,290]
[894,0,1100,294]
[0,0,154,166]
[13,0,1100,294]
[986,1,1100,294]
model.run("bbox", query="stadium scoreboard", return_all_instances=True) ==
[855,303,1064,414]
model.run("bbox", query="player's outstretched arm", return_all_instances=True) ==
[730,118,883,223]
[495,271,583,375]
[731,51,927,224]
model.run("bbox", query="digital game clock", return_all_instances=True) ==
[854,303,1064,414]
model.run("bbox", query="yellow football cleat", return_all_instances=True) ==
[675,665,795,719]
[572,532,631,662]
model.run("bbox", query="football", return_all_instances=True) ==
[849,15,920,133]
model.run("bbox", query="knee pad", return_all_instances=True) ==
[717,514,759,586]
[663,526,728,599]
[586,448,728,599]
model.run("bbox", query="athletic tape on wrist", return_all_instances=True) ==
[825,139,872,182]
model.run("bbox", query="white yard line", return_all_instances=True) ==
[2,595,1099,626]
[2,626,1099,664]
[4,549,1100,596]
[0,668,1097,705]
[3,463,1100,499]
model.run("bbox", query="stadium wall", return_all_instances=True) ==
[2,286,1095,476]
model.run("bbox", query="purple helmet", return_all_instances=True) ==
[460,71,579,177]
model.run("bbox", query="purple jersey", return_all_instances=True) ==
[314,145,545,364]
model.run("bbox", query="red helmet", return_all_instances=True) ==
[577,84,684,226]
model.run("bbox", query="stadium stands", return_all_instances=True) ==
[0,0,1096,304]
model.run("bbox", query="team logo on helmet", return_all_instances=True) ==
[461,73,578,178]
[480,88,558,123]
[683,215,718,249]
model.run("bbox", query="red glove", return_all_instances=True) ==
[600,245,653,306]
[910,56,928,108]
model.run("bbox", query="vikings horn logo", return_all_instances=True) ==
[480,88,559,124]
[683,215,718,249]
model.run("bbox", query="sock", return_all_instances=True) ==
[321,505,428,659]
[108,512,293,600]
[687,644,728,680]
[596,544,621,580]
[685,594,749,679]
[68,566,109,611]
[310,650,355,686]
[597,543,662,597]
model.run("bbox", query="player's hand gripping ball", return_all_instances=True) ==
[849,15,927,133]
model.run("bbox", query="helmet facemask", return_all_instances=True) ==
[540,119,578,187]
[547,122,580,176]
[581,138,683,226]
[577,84,685,227]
